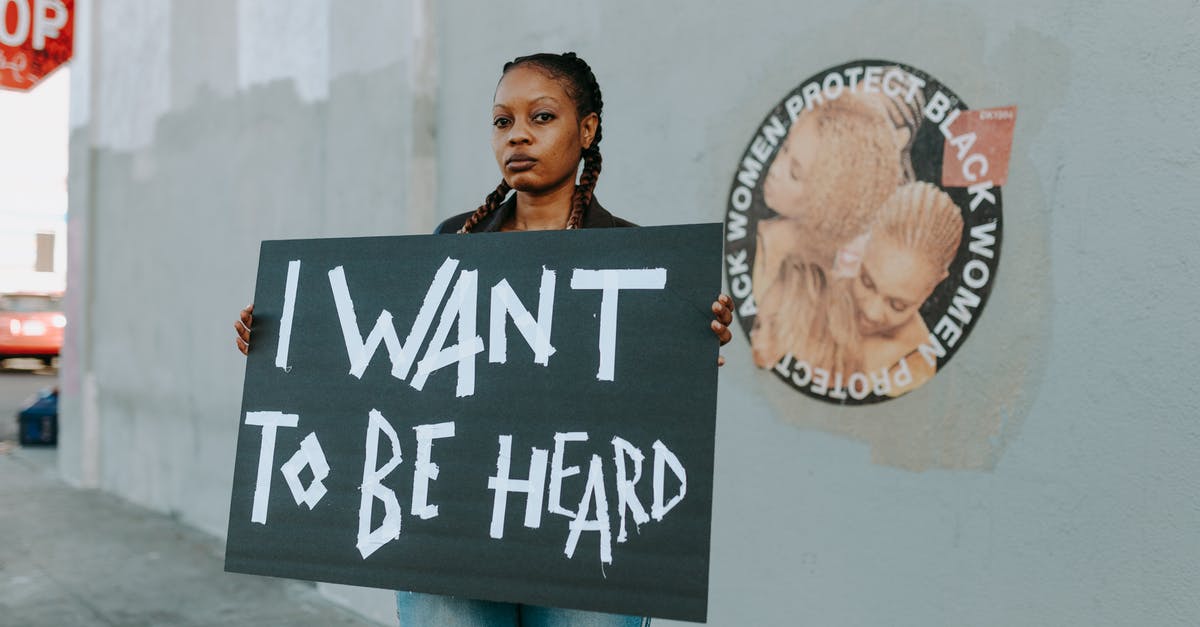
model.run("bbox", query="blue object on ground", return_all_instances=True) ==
[17,387,57,446]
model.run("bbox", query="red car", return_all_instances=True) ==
[0,292,65,366]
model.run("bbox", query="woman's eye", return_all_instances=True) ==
[789,158,802,181]
[888,299,909,313]
[860,273,875,291]
[533,112,555,123]
[492,117,511,128]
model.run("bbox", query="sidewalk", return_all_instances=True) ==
[0,444,386,627]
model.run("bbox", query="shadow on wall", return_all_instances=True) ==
[739,4,1068,472]
[68,59,417,540]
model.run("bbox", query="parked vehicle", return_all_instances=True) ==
[0,292,65,366]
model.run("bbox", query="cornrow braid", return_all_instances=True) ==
[873,182,964,271]
[561,52,604,229]
[568,147,602,229]
[873,66,926,183]
[778,93,900,265]
[457,179,512,234]
[461,51,604,233]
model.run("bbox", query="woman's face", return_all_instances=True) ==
[491,65,596,194]
[763,114,819,218]
[851,234,944,338]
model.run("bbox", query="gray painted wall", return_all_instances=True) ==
[61,1,1199,625]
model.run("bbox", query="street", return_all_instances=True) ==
[0,363,386,627]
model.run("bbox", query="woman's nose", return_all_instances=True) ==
[861,295,885,323]
[507,120,532,144]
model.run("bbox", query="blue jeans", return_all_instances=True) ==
[395,591,650,626]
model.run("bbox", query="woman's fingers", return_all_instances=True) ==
[234,320,250,354]
[236,304,254,356]
[717,293,732,318]
[711,295,733,324]
[710,293,734,365]
[710,294,734,347]
[711,319,733,344]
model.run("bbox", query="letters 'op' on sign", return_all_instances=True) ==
[0,0,73,91]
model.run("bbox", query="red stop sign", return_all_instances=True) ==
[0,0,73,91]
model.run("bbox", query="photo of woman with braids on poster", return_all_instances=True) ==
[751,90,904,306]
[235,51,730,626]
[844,181,964,395]
[751,181,963,398]
[733,60,1006,404]
[749,81,923,371]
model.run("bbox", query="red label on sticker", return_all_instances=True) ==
[941,106,1016,187]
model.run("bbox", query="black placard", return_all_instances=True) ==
[225,224,721,622]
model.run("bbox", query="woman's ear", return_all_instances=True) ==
[580,112,599,149]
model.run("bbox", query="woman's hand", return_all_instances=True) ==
[710,294,733,366]
[236,297,733,360]
[234,304,254,356]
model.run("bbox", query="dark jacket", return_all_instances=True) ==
[434,195,636,234]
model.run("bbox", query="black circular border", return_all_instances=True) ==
[723,59,1004,405]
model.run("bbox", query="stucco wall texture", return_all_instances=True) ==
[59,1,1199,625]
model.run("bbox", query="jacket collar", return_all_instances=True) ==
[473,195,618,232]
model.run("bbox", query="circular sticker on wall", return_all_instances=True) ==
[723,60,1010,405]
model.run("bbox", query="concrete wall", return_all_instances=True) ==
[62,1,1199,625]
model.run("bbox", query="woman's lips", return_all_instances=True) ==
[506,156,536,172]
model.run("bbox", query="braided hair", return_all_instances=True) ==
[767,93,902,267]
[753,182,963,376]
[458,52,604,233]
[872,181,964,273]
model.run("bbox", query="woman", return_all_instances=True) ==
[753,89,907,301]
[748,79,927,374]
[236,52,732,626]
[851,181,963,395]
[748,93,899,374]
[750,182,963,398]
